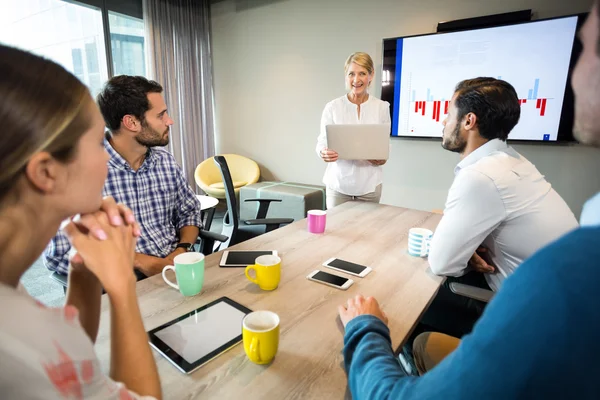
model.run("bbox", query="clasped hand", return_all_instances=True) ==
[64,196,141,294]
[469,246,496,273]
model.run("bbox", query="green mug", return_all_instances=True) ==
[162,252,205,296]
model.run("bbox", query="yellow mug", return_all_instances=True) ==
[242,311,280,364]
[245,255,281,291]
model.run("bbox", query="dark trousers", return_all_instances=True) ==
[419,271,490,338]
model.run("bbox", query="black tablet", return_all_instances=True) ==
[219,250,278,267]
[148,297,252,374]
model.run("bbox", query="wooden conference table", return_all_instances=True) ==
[94,201,443,399]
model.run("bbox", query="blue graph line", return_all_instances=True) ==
[392,38,404,137]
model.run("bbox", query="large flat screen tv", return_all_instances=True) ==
[381,14,586,142]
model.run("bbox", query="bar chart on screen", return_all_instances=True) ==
[393,16,578,141]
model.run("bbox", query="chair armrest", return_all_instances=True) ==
[244,198,282,203]
[244,218,294,226]
[50,271,68,288]
[198,229,228,243]
[244,198,282,219]
[196,229,229,255]
[449,282,494,303]
[244,217,294,233]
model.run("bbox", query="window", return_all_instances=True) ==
[0,0,146,96]
[0,0,108,96]
[109,11,146,76]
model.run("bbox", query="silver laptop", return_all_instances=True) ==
[325,124,390,160]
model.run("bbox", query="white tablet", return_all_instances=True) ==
[148,297,252,374]
[219,250,278,267]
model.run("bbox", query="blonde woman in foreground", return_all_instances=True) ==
[0,45,161,399]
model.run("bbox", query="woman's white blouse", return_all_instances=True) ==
[316,94,391,196]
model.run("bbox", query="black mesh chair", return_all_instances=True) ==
[213,155,293,249]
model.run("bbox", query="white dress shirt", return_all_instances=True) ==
[429,139,578,291]
[580,192,600,226]
[316,94,391,196]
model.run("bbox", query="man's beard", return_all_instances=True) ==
[441,124,467,153]
[135,125,169,147]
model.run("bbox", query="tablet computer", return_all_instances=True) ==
[219,250,278,267]
[148,297,252,374]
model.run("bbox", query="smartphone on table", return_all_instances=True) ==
[306,270,354,290]
[322,258,372,278]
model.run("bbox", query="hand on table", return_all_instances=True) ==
[321,148,339,162]
[368,159,386,166]
[133,254,172,277]
[338,294,388,329]
[469,246,495,274]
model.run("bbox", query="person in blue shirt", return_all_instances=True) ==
[337,3,600,398]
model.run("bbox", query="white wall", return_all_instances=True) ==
[211,0,599,217]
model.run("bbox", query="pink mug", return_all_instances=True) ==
[307,210,326,234]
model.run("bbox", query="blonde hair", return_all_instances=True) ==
[0,45,92,202]
[344,52,375,75]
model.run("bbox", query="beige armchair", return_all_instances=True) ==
[195,154,260,199]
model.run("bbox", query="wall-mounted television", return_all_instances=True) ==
[381,14,587,142]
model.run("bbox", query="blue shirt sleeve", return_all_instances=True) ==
[343,227,600,400]
[344,315,415,399]
[171,160,203,231]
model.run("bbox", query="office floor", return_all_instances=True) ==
[21,209,226,307]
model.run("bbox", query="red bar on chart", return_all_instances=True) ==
[421,101,426,116]
[540,99,547,116]
[433,101,438,121]
[536,98,541,109]
[444,101,449,114]
[435,101,441,122]
[522,99,526,104]
[415,101,419,113]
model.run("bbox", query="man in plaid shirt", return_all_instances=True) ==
[44,76,203,278]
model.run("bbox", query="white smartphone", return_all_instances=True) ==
[322,258,372,278]
[306,270,354,290]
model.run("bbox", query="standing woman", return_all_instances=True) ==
[316,52,391,209]
[0,45,161,399]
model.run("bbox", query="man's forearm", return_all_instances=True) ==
[134,253,171,277]
[66,268,102,343]
[344,315,409,400]
[178,225,200,245]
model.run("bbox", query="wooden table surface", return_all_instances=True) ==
[94,201,443,399]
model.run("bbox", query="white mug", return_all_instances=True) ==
[408,228,433,257]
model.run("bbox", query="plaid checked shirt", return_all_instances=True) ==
[44,139,203,275]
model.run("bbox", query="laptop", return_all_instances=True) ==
[325,124,390,160]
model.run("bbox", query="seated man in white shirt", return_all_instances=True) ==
[423,77,578,336]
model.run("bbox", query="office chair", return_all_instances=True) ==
[449,282,494,303]
[213,155,293,249]
[195,154,260,199]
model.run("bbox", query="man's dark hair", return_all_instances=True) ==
[96,75,163,132]
[453,77,521,141]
